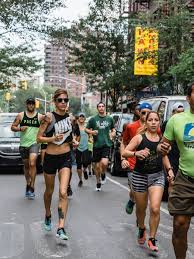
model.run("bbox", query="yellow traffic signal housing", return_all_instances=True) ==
[35,100,40,108]
[5,92,11,101]
[19,80,28,90]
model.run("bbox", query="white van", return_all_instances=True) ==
[140,96,189,123]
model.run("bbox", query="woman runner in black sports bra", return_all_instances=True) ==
[37,88,79,240]
[122,111,174,252]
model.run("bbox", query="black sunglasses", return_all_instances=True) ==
[56,98,69,103]
[27,102,35,105]
[79,115,85,118]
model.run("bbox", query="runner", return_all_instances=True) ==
[158,82,194,259]
[75,112,91,187]
[11,97,43,199]
[122,111,174,252]
[120,102,152,214]
[86,102,115,191]
[37,88,76,240]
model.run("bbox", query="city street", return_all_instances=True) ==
[0,169,194,259]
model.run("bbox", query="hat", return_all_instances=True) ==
[78,112,85,117]
[26,97,35,104]
[172,102,184,111]
[139,102,152,111]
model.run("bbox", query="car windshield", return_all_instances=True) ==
[116,115,133,133]
[0,123,20,138]
[166,99,189,120]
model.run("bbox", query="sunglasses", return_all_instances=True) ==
[27,102,35,105]
[79,115,85,118]
[56,98,69,103]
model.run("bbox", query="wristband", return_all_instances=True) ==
[134,152,136,156]
[121,158,126,162]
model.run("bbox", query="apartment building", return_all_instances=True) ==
[44,44,86,98]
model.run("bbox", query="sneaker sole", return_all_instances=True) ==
[28,196,35,200]
[56,234,68,240]
[95,188,101,191]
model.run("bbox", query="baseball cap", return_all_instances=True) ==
[139,102,152,111]
[78,112,85,117]
[26,97,35,104]
[172,102,184,111]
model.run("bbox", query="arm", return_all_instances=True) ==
[162,155,174,182]
[11,113,22,132]
[157,136,172,156]
[122,135,150,160]
[37,113,62,144]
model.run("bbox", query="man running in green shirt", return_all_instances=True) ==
[11,97,43,199]
[158,82,194,259]
[86,102,115,191]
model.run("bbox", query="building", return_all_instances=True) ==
[44,44,86,98]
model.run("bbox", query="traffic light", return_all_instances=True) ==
[19,80,28,90]
[35,100,40,108]
[5,92,11,101]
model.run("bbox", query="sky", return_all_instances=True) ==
[54,0,91,21]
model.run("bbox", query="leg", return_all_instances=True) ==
[28,153,38,189]
[94,162,101,184]
[100,158,109,175]
[134,191,148,229]
[148,186,164,238]
[44,173,55,217]
[58,168,71,228]
[172,215,191,259]
[23,159,30,186]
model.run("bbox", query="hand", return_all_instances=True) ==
[167,169,174,183]
[54,133,64,142]
[109,130,116,140]
[135,148,150,160]
[20,126,28,132]
[158,142,171,156]
[121,159,130,169]
[92,130,98,136]
[72,139,79,148]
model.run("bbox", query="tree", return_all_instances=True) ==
[0,0,66,79]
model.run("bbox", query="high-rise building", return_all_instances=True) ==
[44,44,86,98]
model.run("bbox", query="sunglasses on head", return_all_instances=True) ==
[56,98,69,103]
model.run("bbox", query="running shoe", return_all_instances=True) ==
[25,185,30,197]
[28,187,35,200]
[78,180,83,187]
[96,183,101,191]
[125,199,135,214]
[89,171,92,176]
[148,238,158,252]
[67,185,73,197]
[83,170,88,180]
[56,228,69,240]
[101,173,106,184]
[137,227,146,245]
[44,215,52,231]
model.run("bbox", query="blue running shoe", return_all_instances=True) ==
[44,216,52,231]
[125,199,135,214]
[28,187,35,200]
[25,185,30,197]
[56,228,68,240]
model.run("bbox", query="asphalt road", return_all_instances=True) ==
[0,168,194,259]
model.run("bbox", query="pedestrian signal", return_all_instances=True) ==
[35,100,40,108]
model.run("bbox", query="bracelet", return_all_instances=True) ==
[121,158,126,162]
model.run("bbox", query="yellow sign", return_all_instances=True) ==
[134,27,158,76]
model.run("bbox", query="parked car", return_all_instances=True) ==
[109,113,133,176]
[140,95,189,123]
[0,113,42,173]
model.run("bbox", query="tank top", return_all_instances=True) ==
[45,112,73,145]
[78,129,88,152]
[20,112,40,147]
[134,134,162,174]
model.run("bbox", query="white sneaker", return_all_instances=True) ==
[96,183,101,191]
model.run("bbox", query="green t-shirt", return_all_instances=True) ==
[164,110,194,178]
[86,114,114,148]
